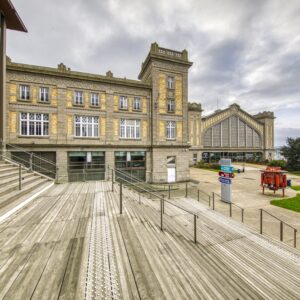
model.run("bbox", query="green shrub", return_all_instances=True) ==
[267,160,286,168]
[195,161,220,170]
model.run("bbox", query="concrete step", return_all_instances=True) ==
[0,166,19,175]
[0,172,33,188]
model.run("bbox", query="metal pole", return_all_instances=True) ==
[139,192,141,204]
[120,181,122,214]
[294,229,297,248]
[241,209,244,223]
[229,203,232,217]
[162,195,165,214]
[194,215,197,244]
[168,184,171,199]
[280,221,283,242]
[212,192,215,210]
[29,153,33,171]
[260,209,263,234]
[160,198,163,231]
[209,195,211,207]
[111,169,114,192]
[197,190,200,202]
[19,164,22,190]
[185,183,188,198]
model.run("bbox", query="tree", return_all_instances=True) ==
[280,138,300,171]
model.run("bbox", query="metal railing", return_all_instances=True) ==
[260,209,297,248]
[1,140,57,181]
[110,167,200,244]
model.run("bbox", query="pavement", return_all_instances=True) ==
[190,165,300,249]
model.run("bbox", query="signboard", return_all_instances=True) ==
[221,165,234,173]
[219,177,232,184]
[87,152,92,163]
[219,171,235,178]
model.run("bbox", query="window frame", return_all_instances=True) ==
[167,98,175,113]
[20,112,49,136]
[90,92,100,107]
[119,96,128,110]
[167,76,175,90]
[120,119,141,139]
[39,87,50,102]
[166,120,176,140]
[133,97,141,111]
[74,91,84,105]
[74,115,99,138]
[19,85,30,100]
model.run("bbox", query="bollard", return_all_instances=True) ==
[194,215,197,244]
[119,182,123,214]
[185,183,188,198]
[168,185,171,199]
[19,164,22,190]
[160,198,163,231]
[197,190,200,202]
[212,193,215,210]
[260,209,263,234]
[229,203,232,217]
[280,221,283,242]
[111,169,114,192]
[294,229,297,248]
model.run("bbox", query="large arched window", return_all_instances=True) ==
[203,116,261,148]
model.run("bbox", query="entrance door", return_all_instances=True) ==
[167,167,176,183]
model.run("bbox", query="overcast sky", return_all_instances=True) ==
[7,0,300,146]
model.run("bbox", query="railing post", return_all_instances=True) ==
[19,164,22,190]
[160,198,163,231]
[260,209,263,234]
[185,183,188,198]
[168,184,171,199]
[241,208,244,223]
[294,229,297,248]
[162,195,165,214]
[194,215,197,244]
[111,169,114,192]
[197,190,200,202]
[280,221,283,242]
[209,195,211,207]
[138,192,141,204]
[212,192,215,210]
[120,181,122,214]
[29,153,33,171]
[229,203,232,217]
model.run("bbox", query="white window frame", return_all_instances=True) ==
[167,77,174,89]
[90,93,99,106]
[166,121,176,139]
[20,85,30,100]
[39,87,49,102]
[74,115,99,138]
[74,91,83,105]
[20,112,49,136]
[133,97,141,110]
[167,98,175,112]
[120,119,141,139]
[119,96,128,109]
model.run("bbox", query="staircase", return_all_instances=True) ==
[0,159,53,217]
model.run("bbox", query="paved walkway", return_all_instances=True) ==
[190,166,300,248]
[1,180,300,299]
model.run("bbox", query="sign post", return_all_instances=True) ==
[219,158,233,203]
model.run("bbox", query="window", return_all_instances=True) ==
[39,87,49,102]
[90,93,99,106]
[120,119,140,139]
[20,85,30,100]
[166,121,176,139]
[75,115,99,137]
[133,97,141,110]
[74,91,83,105]
[119,96,128,109]
[167,98,175,112]
[167,77,174,89]
[20,113,49,136]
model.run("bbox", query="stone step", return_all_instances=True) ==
[0,166,19,174]
[0,172,34,188]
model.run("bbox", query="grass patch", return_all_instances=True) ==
[291,186,300,191]
[289,171,300,176]
[271,194,300,212]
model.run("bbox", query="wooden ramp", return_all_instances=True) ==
[0,181,300,299]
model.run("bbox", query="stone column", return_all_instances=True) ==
[56,150,68,183]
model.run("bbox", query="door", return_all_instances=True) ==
[167,167,176,183]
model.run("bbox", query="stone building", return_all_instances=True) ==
[5,42,275,183]
[188,103,275,164]
[5,43,192,183]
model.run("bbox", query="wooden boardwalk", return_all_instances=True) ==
[0,181,300,299]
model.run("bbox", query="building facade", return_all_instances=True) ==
[188,103,275,164]
[5,43,192,183]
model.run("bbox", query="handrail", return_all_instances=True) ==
[261,209,297,231]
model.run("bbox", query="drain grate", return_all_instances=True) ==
[84,193,120,300]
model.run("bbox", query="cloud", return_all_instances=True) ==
[7,0,300,146]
